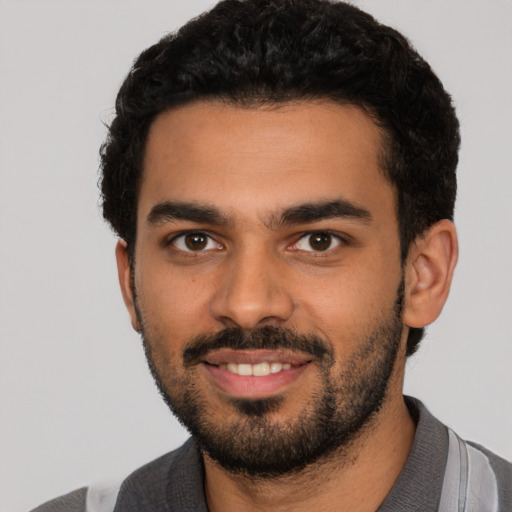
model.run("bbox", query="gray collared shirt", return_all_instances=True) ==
[31,397,512,511]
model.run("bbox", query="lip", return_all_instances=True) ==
[200,349,313,399]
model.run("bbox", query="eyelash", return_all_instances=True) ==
[166,230,349,254]
[167,231,222,253]
[291,231,348,253]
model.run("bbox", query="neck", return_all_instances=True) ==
[203,392,415,512]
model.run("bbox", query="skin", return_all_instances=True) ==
[116,100,458,511]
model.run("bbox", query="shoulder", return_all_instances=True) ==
[29,487,87,512]
[115,438,200,500]
[401,397,511,511]
[29,439,202,512]
[466,439,512,479]
[439,419,511,511]
[465,440,512,509]
[113,437,207,510]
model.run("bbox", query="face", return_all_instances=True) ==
[122,101,408,476]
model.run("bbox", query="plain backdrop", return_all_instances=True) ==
[1,1,511,510]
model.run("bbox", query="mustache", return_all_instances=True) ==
[182,326,333,366]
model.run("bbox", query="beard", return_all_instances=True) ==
[136,282,404,478]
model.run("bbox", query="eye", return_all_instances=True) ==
[170,232,220,252]
[293,232,343,252]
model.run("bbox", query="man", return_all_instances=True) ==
[32,0,511,510]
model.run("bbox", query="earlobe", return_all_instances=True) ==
[403,220,458,329]
[115,239,141,332]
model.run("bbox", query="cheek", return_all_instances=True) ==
[293,262,401,343]
[136,262,215,345]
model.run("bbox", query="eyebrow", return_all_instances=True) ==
[147,201,230,226]
[271,199,372,228]
[146,198,372,229]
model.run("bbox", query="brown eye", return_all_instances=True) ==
[309,233,332,251]
[172,232,219,252]
[294,232,342,252]
[185,233,208,250]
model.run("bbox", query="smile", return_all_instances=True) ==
[200,349,313,398]
[220,362,292,376]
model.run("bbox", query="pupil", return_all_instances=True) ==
[185,233,207,250]
[310,233,331,251]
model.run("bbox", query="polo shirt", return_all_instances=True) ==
[31,397,512,511]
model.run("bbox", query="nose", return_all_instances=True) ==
[210,247,294,329]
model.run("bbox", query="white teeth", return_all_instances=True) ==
[252,362,271,376]
[237,363,253,376]
[222,362,292,376]
[270,362,283,374]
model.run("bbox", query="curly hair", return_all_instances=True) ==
[100,0,460,356]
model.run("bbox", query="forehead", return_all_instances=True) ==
[139,100,395,224]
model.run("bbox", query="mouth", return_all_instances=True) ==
[199,349,313,399]
[219,361,292,376]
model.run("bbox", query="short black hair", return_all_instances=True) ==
[100,0,460,356]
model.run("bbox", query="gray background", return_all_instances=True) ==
[1,1,511,510]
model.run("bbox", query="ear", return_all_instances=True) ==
[403,219,458,329]
[115,239,141,332]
